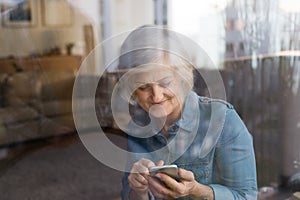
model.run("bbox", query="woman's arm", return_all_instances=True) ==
[210,109,258,200]
[129,189,150,200]
[149,108,257,200]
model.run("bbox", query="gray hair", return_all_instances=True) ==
[117,25,194,90]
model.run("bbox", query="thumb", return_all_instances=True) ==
[155,160,164,166]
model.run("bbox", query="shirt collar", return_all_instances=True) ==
[142,91,199,136]
[175,91,199,133]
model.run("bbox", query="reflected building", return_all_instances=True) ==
[225,0,281,58]
[224,0,300,188]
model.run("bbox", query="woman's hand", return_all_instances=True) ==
[148,168,214,199]
[128,158,164,198]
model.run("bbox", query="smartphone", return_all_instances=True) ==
[149,164,180,181]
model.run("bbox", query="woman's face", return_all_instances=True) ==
[133,66,184,119]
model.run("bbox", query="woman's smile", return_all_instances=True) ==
[133,66,183,121]
[152,99,167,105]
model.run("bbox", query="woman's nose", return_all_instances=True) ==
[151,84,164,102]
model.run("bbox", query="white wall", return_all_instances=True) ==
[0,0,154,73]
[0,0,98,58]
[168,0,227,68]
[95,0,154,72]
[111,0,153,35]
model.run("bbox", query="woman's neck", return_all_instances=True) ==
[162,106,182,138]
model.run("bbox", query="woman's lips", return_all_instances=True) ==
[152,99,167,105]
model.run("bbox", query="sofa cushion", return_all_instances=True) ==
[3,120,40,145]
[39,69,76,101]
[0,106,39,125]
[0,74,8,82]
[4,69,76,106]
[0,68,78,146]
[40,115,75,136]
[36,100,72,117]
[0,74,8,107]
[0,120,6,146]
[4,71,40,107]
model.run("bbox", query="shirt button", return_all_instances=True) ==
[170,125,178,132]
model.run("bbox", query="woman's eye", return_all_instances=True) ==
[160,81,172,88]
[138,85,150,91]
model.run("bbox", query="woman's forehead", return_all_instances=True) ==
[133,66,176,83]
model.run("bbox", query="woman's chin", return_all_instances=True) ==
[149,104,168,118]
[151,112,168,119]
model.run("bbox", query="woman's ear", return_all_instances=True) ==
[129,94,138,106]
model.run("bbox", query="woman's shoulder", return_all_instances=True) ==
[198,95,234,110]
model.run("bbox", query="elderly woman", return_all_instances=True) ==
[118,25,257,200]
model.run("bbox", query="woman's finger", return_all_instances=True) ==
[148,177,167,198]
[135,174,148,185]
[139,158,156,168]
[178,168,194,181]
[156,173,179,191]
[131,158,155,175]
[128,172,150,195]
[149,176,178,199]
[155,160,164,166]
[131,162,148,174]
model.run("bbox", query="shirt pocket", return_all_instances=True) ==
[176,157,210,184]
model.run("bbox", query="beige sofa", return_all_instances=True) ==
[0,69,76,146]
[0,66,121,147]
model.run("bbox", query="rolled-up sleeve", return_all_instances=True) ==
[121,172,131,200]
[211,109,258,200]
[121,136,157,200]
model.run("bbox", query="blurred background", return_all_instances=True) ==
[0,0,300,199]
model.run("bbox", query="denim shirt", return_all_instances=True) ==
[121,91,258,200]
